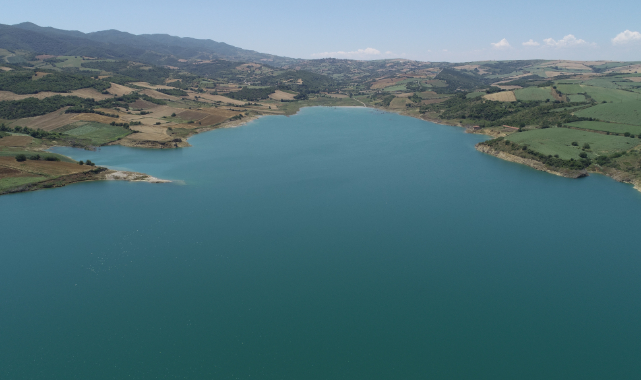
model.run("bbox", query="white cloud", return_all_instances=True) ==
[543,34,589,48]
[522,39,540,47]
[612,30,641,45]
[491,38,511,49]
[311,48,393,60]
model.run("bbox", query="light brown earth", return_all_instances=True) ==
[9,109,77,131]
[483,91,517,102]
[107,83,135,96]
[495,85,523,90]
[0,88,114,101]
[0,67,11,71]
[627,77,641,82]
[131,82,175,90]
[236,63,261,71]
[72,113,119,124]
[140,89,180,101]
[191,93,246,105]
[542,61,592,71]
[608,64,641,74]
[0,136,34,147]
[371,77,403,89]
[269,90,296,101]
[0,156,90,177]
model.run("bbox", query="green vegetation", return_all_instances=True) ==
[513,87,556,102]
[574,101,641,125]
[0,70,110,94]
[157,88,189,97]
[567,121,641,136]
[505,128,640,160]
[225,87,275,101]
[0,93,166,119]
[0,176,45,192]
[56,122,132,146]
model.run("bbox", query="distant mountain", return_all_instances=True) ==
[0,22,296,66]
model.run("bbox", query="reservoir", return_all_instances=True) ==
[2,107,641,379]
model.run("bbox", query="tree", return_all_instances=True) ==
[86,160,94,166]
[583,143,591,149]
[579,152,588,158]
[15,154,26,162]
[78,160,84,165]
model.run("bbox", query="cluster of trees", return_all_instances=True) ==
[1,123,63,139]
[0,70,110,94]
[157,88,188,97]
[424,93,588,128]
[65,107,119,117]
[225,87,275,101]
[81,61,173,85]
[434,69,487,93]
[0,93,166,120]
[406,81,429,93]
[15,154,60,162]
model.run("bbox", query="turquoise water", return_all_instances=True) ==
[2,107,641,379]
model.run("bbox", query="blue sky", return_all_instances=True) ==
[1,0,640,62]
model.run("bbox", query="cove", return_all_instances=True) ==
[2,107,641,379]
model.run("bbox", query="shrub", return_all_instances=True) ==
[28,154,41,160]
[15,154,26,162]
[571,142,578,146]
[78,160,84,165]
[624,132,631,137]
[583,143,590,149]
[171,113,176,117]
[45,156,60,161]
[579,152,588,158]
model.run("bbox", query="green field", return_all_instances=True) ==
[513,87,555,101]
[555,84,583,94]
[0,176,45,192]
[568,94,586,102]
[466,91,485,98]
[581,86,641,103]
[574,101,641,125]
[567,121,641,135]
[506,128,641,160]
[0,147,73,162]
[57,122,132,146]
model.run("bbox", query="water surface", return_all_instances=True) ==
[2,107,641,379]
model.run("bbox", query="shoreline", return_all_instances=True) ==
[3,103,639,196]
[0,168,171,197]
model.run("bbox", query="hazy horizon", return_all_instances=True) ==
[1,0,640,62]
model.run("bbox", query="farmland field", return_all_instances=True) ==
[555,84,584,94]
[513,87,555,101]
[0,176,44,191]
[574,101,641,125]
[581,86,641,103]
[57,122,132,146]
[567,121,641,135]
[568,94,586,102]
[506,128,641,159]
[483,91,516,102]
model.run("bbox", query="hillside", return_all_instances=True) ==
[0,22,296,67]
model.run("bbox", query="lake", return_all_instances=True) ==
[2,107,641,379]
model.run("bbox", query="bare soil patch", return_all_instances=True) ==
[0,136,34,147]
[194,93,246,105]
[131,82,175,90]
[627,77,641,82]
[177,110,209,121]
[483,91,517,102]
[0,156,90,176]
[0,88,112,101]
[371,77,403,89]
[72,113,118,124]
[10,109,77,131]
[0,67,11,71]
[131,99,161,109]
[141,89,180,101]
[269,90,296,101]
[0,165,31,179]
[107,83,135,96]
